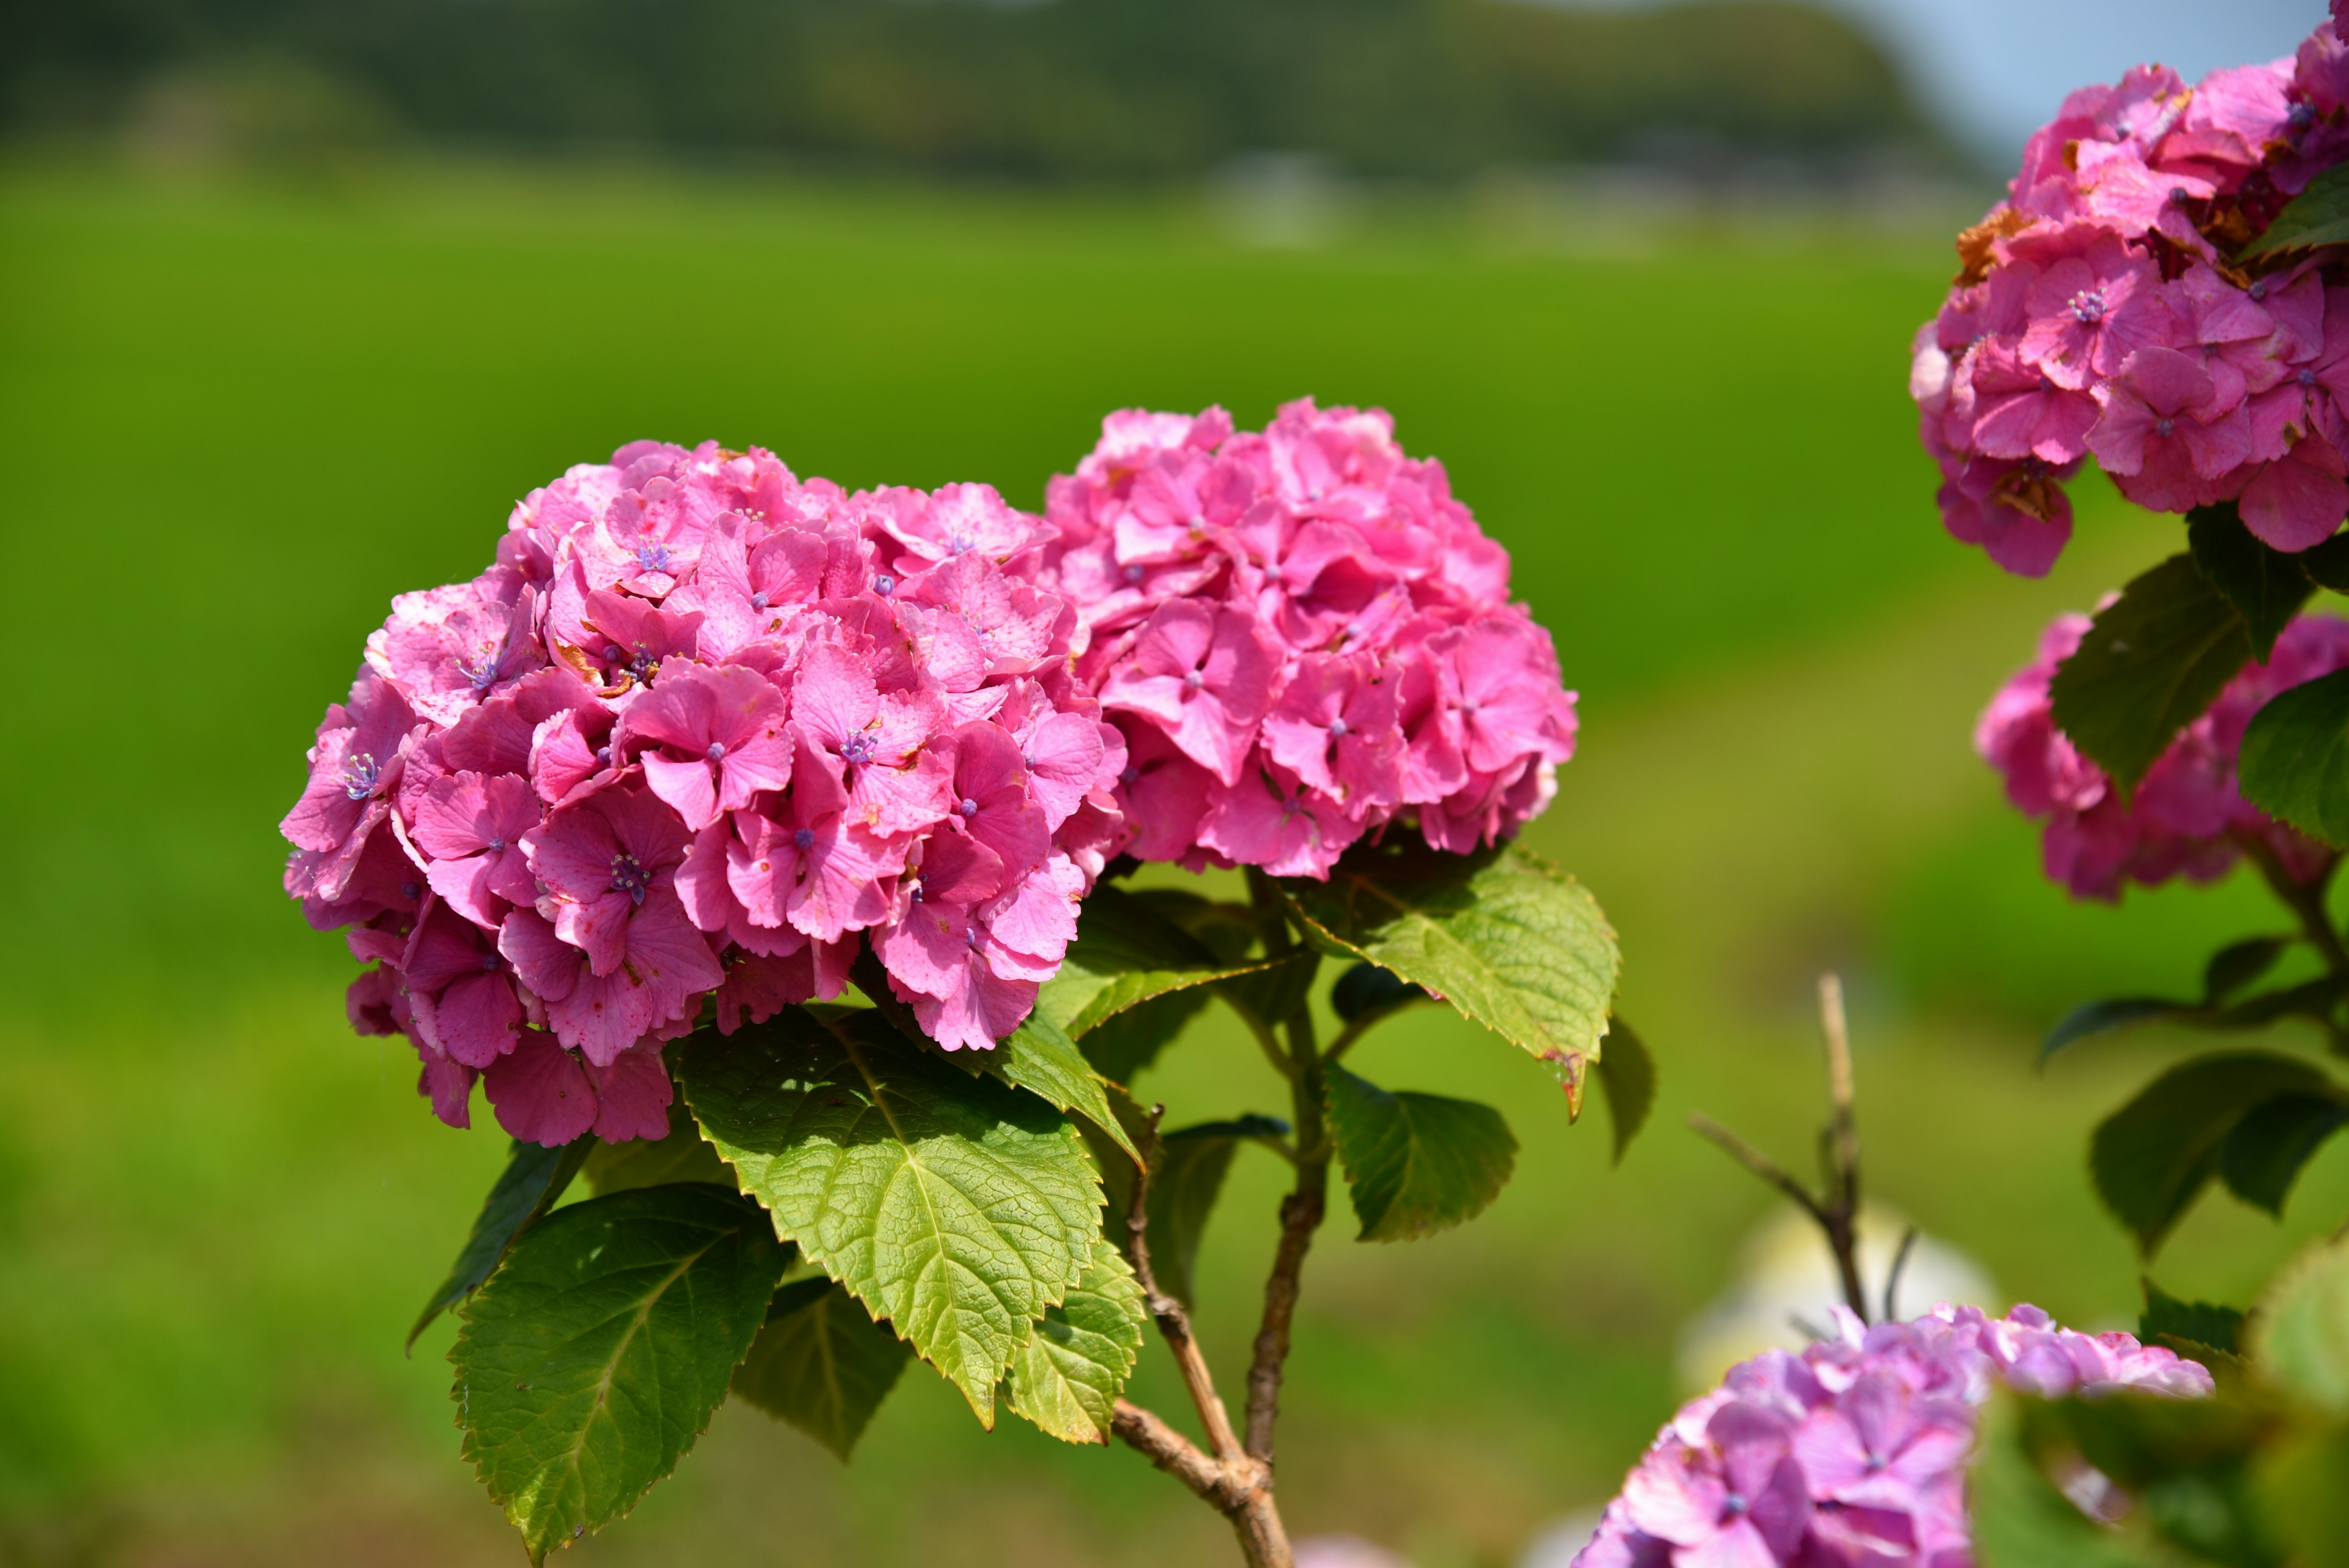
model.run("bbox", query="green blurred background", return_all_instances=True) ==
[4,9,2348,1562]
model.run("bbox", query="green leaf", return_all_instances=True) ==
[2299,530,2349,592]
[2206,972,2349,1030]
[1077,986,1213,1088]
[1146,1115,1290,1307]
[730,1276,914,1462]
[1279,838,1619,1085]
[2091,1051,2337,1254]
[2240,666,2349,847]
[987,1009,1141,1167]
[2189,503,2315,663]
[2257,1424,2349,1568]
[2218,1092,2349,1216]
[408,1135,593,1351]
[2254,1233,2349,1416]
[450,1184,789,1564]
[1594,1014,1656,1163]
[1214,948,1321,1031]
[2048,553,2253,790]
[2140,1277,2244,1358]
[2205,937,2295,1005]
[674,1008,1102,1424]
[1971,1399,2169,1568]
[1330,960,1429,1022]
[2238,163,2349,261]
[2041,998,2188,1064]
[1004,1238,1148,1446]
[1325,1065,1516,1242]
[583,1096,735,1195]
[1077,1079,1163,1227]
[1036,883,1265,1039]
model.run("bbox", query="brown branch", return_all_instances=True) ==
[1123,1104,1246,1463]
[1245,1006,1329,1463]
[1111,1403,1292,1567]
[1687,1112,1829,1228]
[1883,1224,1921,1323]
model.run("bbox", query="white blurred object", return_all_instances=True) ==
[1294,1536,1412,1568]
[1206,153,1357,248]
[1674,1205,1995,1395]
[1518,1509,1603,1568]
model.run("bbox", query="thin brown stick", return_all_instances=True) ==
[1882,1224,1921,1323]
[2241,832,2349,975]
[1245,1009,1329,1462]
[1111,1402,1291,1568]
[1123,1104,1246,1463]
[1687,1112,1829,1227]
[1815,975,1869,1320]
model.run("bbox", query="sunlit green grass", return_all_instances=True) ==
[2,158,2341,1566]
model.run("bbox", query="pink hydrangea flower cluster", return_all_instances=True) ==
[1912,3,2349,575]
[282,441,1124,1146]
[1977,610,2349,899]
[1042,399,1578,876]
[1573,1304,2213,1568]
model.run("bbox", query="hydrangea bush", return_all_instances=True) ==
[282,406,1630,1566]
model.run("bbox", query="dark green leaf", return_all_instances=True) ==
[2189,503,2315,662]
[2254,1234,2349,1416]
[731,1276,913,1462]
[1077,1079,1162,1227]
[1214,949,1321,1031]
[1130,888,1260,965]
[675,1009,1101,1423]
[451,1184,788,1564]
[2218,1091,2349,1216]
[1145,1117,1288,1307]
[1280,839,1619,1085]
[2048,553,2253,790]
[2091,1051,2336,1254]
[1325,1065,1516,1242]
[1330,961,1428,1023]
[2040,998,2188,1064]
[1077,987,1212,1088]
[2238,163,2349,261]
[408,1135,592,1351]
[2240,666,2349,847]
[2299,530,2349,592]
[583,1096,735,1195]
[1003,1238,1148,1445]
[1035,883,1266,1039]
[2208,972,2349,1029]
[2140,1278,2244,1358]
[2205,937,2295,1005]
[1594,1015,1656,1164]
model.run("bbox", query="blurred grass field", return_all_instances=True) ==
[4,156,2347,1568]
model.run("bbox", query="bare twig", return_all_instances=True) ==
[1883,1224,1921,1324]
[2240,831,2349,976]
[1244,1009,1329,1463]
[1123,1103,1246,1464]
[1687,1113,1829,1227]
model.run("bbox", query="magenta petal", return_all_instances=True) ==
[484,1032,597,1147]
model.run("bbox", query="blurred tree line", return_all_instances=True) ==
[3,0,1947,178]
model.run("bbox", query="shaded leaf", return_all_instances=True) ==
[1146,1115,1290,1307]
[2239,163,2349,261]
[2299,530,2349,592]
[1215,948,1321,1031]
[2208,972,2349,1029]
[451,1184,788,1564]
[2048,553,2252,790]
[2256,1423,2349,1567]
[675,1009,1100,1424]
[584,1096,735,1195]
[1130,888,1260,965]
[1004,1238,1148,1445]
[1280,838,1619,1083]
[1036,883,1264,1039]
[409,1135,592,1351]
[1971,1400,2172,1568]
[1326,1065,1516,1242]
[1077,1079,1163,1227]
[2091,1051,2336,1254]
[2041,998,2188,1064]
[2205,937,2295,1006]
[2218,1091,2349,1216]
[2240,665,2349,847]
[1330,960,1428,1023]
[731,1276,913,1462]
[2254,1233,2349,1416]
[1594,1014,1656,1164]
[1078,987,1212,1088]
[2140,1277,2244,1358]
[2189,502,2315,662]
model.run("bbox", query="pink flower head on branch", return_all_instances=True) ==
[1977,611,2349,899]
[1572,1304,2212,1568]
[283,441,1126,1145]
[1912,12,2349,570]
[1044,399,1579,878]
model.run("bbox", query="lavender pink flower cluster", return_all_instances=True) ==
[1573,1304,2212,1568]
[1978,610,2349,899]
[283,442,1129,1145]
[1043,400,1578,876]
[282,409,1576,1146]
[1912,2,2349,575]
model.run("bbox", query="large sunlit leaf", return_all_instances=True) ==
[1003,1238,1148,1446]
[984,1009,1141,1166]
[2048,553,2253,791]
[731,1276,914,1461]
[674,1009,1101,1423]
[1036,883,1265,1039]
[2254,1233,2349,1416]
[2090,1051,2337,1254]
[2188,502,2315,661]
[409,1135,593,1351]
[2240,665,2349,847]
[1325,1065,1516,1242]
[1279,838,1619,1083]
[450,1184,788,1564]
[2239,163,2349,261]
